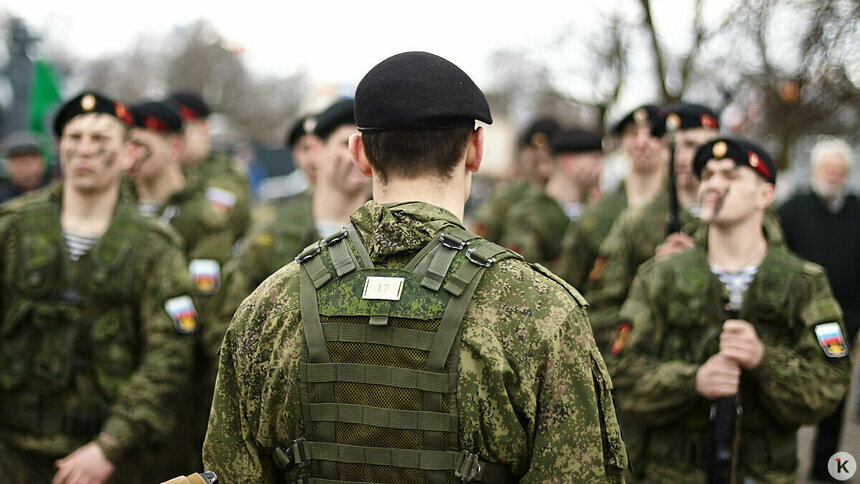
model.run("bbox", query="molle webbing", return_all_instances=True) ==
[282,225,519,483]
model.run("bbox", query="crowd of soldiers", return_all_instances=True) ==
[0,49,856,484]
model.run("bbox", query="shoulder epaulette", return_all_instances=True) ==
[530,262,588,309]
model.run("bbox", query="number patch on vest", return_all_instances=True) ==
[362,276,405,301]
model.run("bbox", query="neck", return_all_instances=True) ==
[545,173,585,206]
[313,183,369,225]
[60,183,119,237]
[707,214,767,271]
[626,166,665,208]
[372,175,466,222]
[135,168,186,205]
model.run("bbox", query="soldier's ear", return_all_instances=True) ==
[349,133,373,178]
[464,126,483,174]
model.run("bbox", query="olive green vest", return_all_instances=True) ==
[0,196,151,439]
[273,225,520,483]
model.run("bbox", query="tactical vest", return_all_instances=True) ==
[0,196,151,439]
[273,224,520,483]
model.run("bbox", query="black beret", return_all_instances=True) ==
[285,114,318,148]
[3,131,43,158]
[166,91,211,121]
[314,99,356,140]
[130,101,183,134]
[651,103,720,137]
[519,117,560,148]
[52,91,134,137]
[551,128,604,155]
[612,104,662,135]
[355,51,492,131]
[693,137,776,184]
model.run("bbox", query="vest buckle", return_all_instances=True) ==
[323,228,348,246]
[465,248,495,268]
[295,244,322,263]
[440,233,467,250]
[291,438,309,467]
[454,450,482,482]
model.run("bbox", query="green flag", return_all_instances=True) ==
[27,59,62,135]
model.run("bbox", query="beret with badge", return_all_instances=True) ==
[285,114,318,149]
[313,98,355,140]
[550,128,604,155]
[165,91,211,122]
[651,102,720,138]
[52,91,134,137]
[355,51,492,132]
[612,104,662,135]
[520,118,560,149]
[693,137,776,184]
[130,100,183,134]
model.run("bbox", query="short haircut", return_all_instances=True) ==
[811,136,853,172]
[361,125,473,184]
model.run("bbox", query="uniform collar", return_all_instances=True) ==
[350,200,465,262]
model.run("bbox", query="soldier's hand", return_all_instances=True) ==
[52,441,115,484]
[695,353,740,399]
[719,319,765,370]
[655,233,695,260]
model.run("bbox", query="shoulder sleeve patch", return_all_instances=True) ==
[189,259,221,295]
[531,262,588,309]
[205,187,237,212]
[610,321,632,356]
[813,322,848,359]
[165,295,199,334]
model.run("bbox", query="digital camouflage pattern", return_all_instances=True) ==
[203,201,627,482]
[0,182,196,482]
[610,242,851,483]
[552,185,627,289]
[582,189,702,352]
[205,192,319,384]
[498,184,570,266]
[471,179,529,244]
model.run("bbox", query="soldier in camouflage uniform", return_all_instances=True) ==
[500,128,604,265]
[584,103,722,353]
[0,92,197,484]
[209,99,369,377]
[166,91,251,251]
[611,138,851,483]
[203,51,627,483]
[552,104,664,289]
[471,118,558,244]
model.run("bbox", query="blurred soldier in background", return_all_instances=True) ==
[471,117,558,243]
[584,103,718,353]
[0,91,196,484]
[0,130,53,203]
[778,136,859,481]
[166,91,251,249]
[612,137,850,482]
[286,112,322,189]
[500,127,604,264]
[552,104,663,289]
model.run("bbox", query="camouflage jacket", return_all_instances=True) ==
[186,151,251,250]
[610,243,850,482]
[552,185,627,289]
[203,200,627,482]
[471,179,529,244]
[498,185,570,266]
[0,182,197,460]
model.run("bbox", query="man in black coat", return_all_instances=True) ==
[778,136,859,481]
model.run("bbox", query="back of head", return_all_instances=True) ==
[354,51,492,184]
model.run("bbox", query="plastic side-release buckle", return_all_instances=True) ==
[465,248,495,268]
[454,450,482,482]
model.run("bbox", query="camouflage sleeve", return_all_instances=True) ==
[498,199,568,265]
[751,268,851,425]
[521,306,627,482]
[209,164,252,244]
[199,258,250,385]
[551,221,595,288]
[610,263,700,425]
[100,229,197,453]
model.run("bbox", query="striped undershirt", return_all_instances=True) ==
[138,201,162,218]
[63,231,98,261]
[710,265,759,310]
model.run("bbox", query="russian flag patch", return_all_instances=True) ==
[814,322,847,359]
